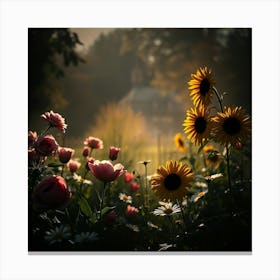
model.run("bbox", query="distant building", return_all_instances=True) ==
[120,64,185,137]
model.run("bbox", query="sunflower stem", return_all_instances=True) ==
[213,86,224,113]
[177,199,188,233]
[213,86,233,214]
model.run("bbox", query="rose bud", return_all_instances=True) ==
[33,175,71,210]
[124,172,134,183]
[67,159,81,173]
[28,131,38,147]
[88,160,124,183]
[84,136,103,149]
[82,146,90,157]
[125,205,139,218]
[57,147,74,164]
[130,181,140,192]
[109,146,121,161]
[105,210,117,226]
[35,135,58,156]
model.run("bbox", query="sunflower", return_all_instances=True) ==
[182,106,212,145]
[151,161,193,201]
[173,133,186,152]
[188,67,215,108]
[212,106,251,147]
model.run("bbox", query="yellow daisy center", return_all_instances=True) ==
[199,78,210,95]
[164,173,181,191]
[223,117,241,135]
[195,117,207,134]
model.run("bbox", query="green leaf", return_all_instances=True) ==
[179,156,188,162]
[78,196,93,218]
[100,206,116,218]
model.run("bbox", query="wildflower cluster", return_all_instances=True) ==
[29,66,251,251]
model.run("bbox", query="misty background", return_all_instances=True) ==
[28,28,251,169]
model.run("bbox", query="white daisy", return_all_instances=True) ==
[119,193,132,204]
[44,225,71,245]
[153,202,181,216]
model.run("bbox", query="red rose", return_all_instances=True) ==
[35,135,58,156]
[33,175,71,210]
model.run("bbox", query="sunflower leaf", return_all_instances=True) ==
[197,140,209,154]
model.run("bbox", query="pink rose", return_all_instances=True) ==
[88,160,124,182]
[130,181,140,192]
[28,131,38,147]
[67,160,81,173]
[84,136,103,149]
[41,110,67,133]
[35,135,58,156]
[33,175,71,210]
[124,172,134,183]
[125,205,139,218]
[57,147,74,164]
[109,146,121,161]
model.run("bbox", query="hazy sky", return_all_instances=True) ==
[71,28,113,52]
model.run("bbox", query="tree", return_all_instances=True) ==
[28,28,84,119]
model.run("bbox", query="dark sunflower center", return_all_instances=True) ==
[195,117,207,134]
[178,138,184,148]
[200,78,210,95]
[223,117,241,135]
[164,173,181,191]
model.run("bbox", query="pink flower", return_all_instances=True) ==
[105,210,117,225]
[82,146,90,157]
[125,205,139,218]
[33,175,71,210]
[130,181,140,192]
[35,135,58,156]
[109,146,121,161]
[88,160,124,182]
[41,110,67,133]
[124,172,134,183]
[84,137,103,149]
[57,147,74,164]
[67,160,81,173]
[28,131,38,147]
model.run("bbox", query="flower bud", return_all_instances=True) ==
[67,160,81,173]
[82,146,90,157]
[130,181,140,192]
[125,205,139,218]
[57,147,74,164]
[109,146,121,161]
